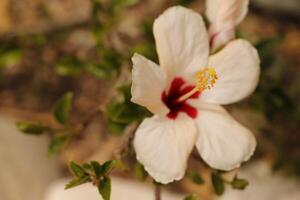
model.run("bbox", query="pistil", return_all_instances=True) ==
[175,67,218,103]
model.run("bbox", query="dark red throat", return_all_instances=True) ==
[162,77,200,119]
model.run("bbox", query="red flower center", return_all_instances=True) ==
[162,77,200,119]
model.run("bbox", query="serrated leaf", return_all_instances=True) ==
[231,176,249,190]
[98,176,111,200]
[184,194,198,200]
[69,161,87,178]
[16,121,47,135]
[65,176,91,189]
[186,170,204,185]
[211,171,225,196]
[48,135,70,155]
[91,161,102,178]
[53,92,73,124]
[101,160,116,176]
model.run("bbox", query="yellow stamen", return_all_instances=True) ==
[196,67,218,91]
[175,67,218,103]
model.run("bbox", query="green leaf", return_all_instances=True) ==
[134,162,148,180]
[48,135,70,155]
[16,121,47,135]
[231,176,249,190]
[186,170,204,185]
[211,171,225,196]
[69,161,87,178]
[91,161,102,178]
[106,101,148,124]
[98,176,111,200]
[101,160,116,176]
[65,176,91,189]
[0,49,22,68]
[53,92,73,124]
[85,63,115,80]
[184,194,198,200]
[107,120,126,135]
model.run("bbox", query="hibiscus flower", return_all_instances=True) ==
[131,6,260,184]
[207,0,250,51]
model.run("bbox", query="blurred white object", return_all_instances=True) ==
[45,176,184,200]
[0,114,60,200]
[206,0,249,51]
[217,161,300,200]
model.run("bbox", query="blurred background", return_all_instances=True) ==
[0,0,300,200]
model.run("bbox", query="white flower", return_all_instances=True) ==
[206,0,249,51]
[131,6,260,184]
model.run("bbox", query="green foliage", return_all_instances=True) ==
[255,36,283,69]
[134,162,148,180]
[66,160,116,200]
[186,170,204,185]
[105,84,150,135]
[55,56,84,76]
[48,135,70,155]
[0,48,22,68]
[175,0,197,6]
[211,171,225,196]
[70,161,88,177]
[131,20,158,62]
[231,176,249,190]
[65,176,91,189]
[53,92,73,124]
[184,194,198,200]
[98,176,111,200]
[16,121,48,135]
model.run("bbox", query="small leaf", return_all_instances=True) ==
[231,176,249,190]
[65,176,91,189]
[134,162,148,180]
[211,171,225,196]
[91,161,102,178]
[48,135,70,155]
[53,92,73,124]
[16,121,47,135]
[101,160,116,176]
[69,161,87,178]
[184,194,198,200]
[107,120,126,135]
[98,176,111,200]
[186,170,204,185]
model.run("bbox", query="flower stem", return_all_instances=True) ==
[175,87,198,103]
[154,184,161,200]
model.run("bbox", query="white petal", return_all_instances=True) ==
[131,53,169,115]
[153,6,209,81]
[206,0,249,50]
[206,0,249,29]
[195,104,256,171]
[201,39,260,104]
[134,114,197,184]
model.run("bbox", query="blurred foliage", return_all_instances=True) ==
[17,92,76,155]
[105,84,150,135]
[248,35,300,177]
[211,171,249,195]
[184,194,198,200]
[186,170,204,185]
